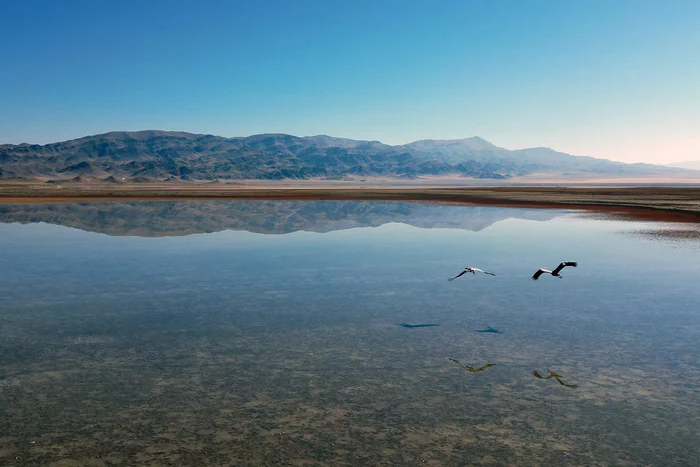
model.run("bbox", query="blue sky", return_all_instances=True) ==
[1,0,698,163]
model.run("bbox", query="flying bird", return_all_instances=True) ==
[448,267,496,281]
[446,358,496,373]
[532,262,577,281]
[532,369,578,388]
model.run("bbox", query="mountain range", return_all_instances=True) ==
[0,130,692,182]
[666,161,700,171]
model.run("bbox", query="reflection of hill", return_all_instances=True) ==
[0,201,562,237]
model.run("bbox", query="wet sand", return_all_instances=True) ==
[2,183,700,221]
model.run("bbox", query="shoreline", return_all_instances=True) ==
[2,184,700,223]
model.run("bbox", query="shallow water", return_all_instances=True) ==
[1,201,699,466]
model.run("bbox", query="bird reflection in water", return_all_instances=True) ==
[532,369,578,388]
[447,358,496,373]
[400,323,440,328]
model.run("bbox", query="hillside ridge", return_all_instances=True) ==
[0,130,689,182]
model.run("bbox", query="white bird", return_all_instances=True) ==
[448,267,496,281]
[532,262,578,280]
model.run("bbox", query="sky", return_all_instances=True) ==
[0,0,698,164]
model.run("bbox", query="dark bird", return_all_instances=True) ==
[532,369,578,388]
[532,262,578,280]
[448,267,496,281]
[400,323,440,328]
[447,358,496,373]
[475,327,502,334]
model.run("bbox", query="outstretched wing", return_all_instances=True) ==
[448,270,468,281]
[552,261,577,275]
[532,369,546,379]
[532,269,546,281]
[446,357,467,369]
[555,377,578,388]
[472,268,496,276]
[470,363,496,372]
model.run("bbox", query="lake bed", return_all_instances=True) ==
[1,201,699,466]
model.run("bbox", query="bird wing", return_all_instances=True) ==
[555,377,578,388]
[553,262,576,274]
[447,357,467,369]
[472,363,496,372]
[472,268,495,276]
[532,369,546,379]
[448,270,468,281]
[532,269,547,280]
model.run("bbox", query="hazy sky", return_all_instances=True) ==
[1,0,698,163]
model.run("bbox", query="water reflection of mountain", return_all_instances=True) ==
[0,201,562,237]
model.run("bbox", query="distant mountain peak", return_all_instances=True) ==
[80,130,204,141]
[405,136,499,150]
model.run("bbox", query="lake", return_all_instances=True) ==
[1,200,699,466]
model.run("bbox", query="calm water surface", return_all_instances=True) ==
[1,201,699,466]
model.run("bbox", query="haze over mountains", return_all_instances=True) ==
[0,130,692,182]
[666,161,700,171]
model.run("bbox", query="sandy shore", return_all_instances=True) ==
[1,183,700,221]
